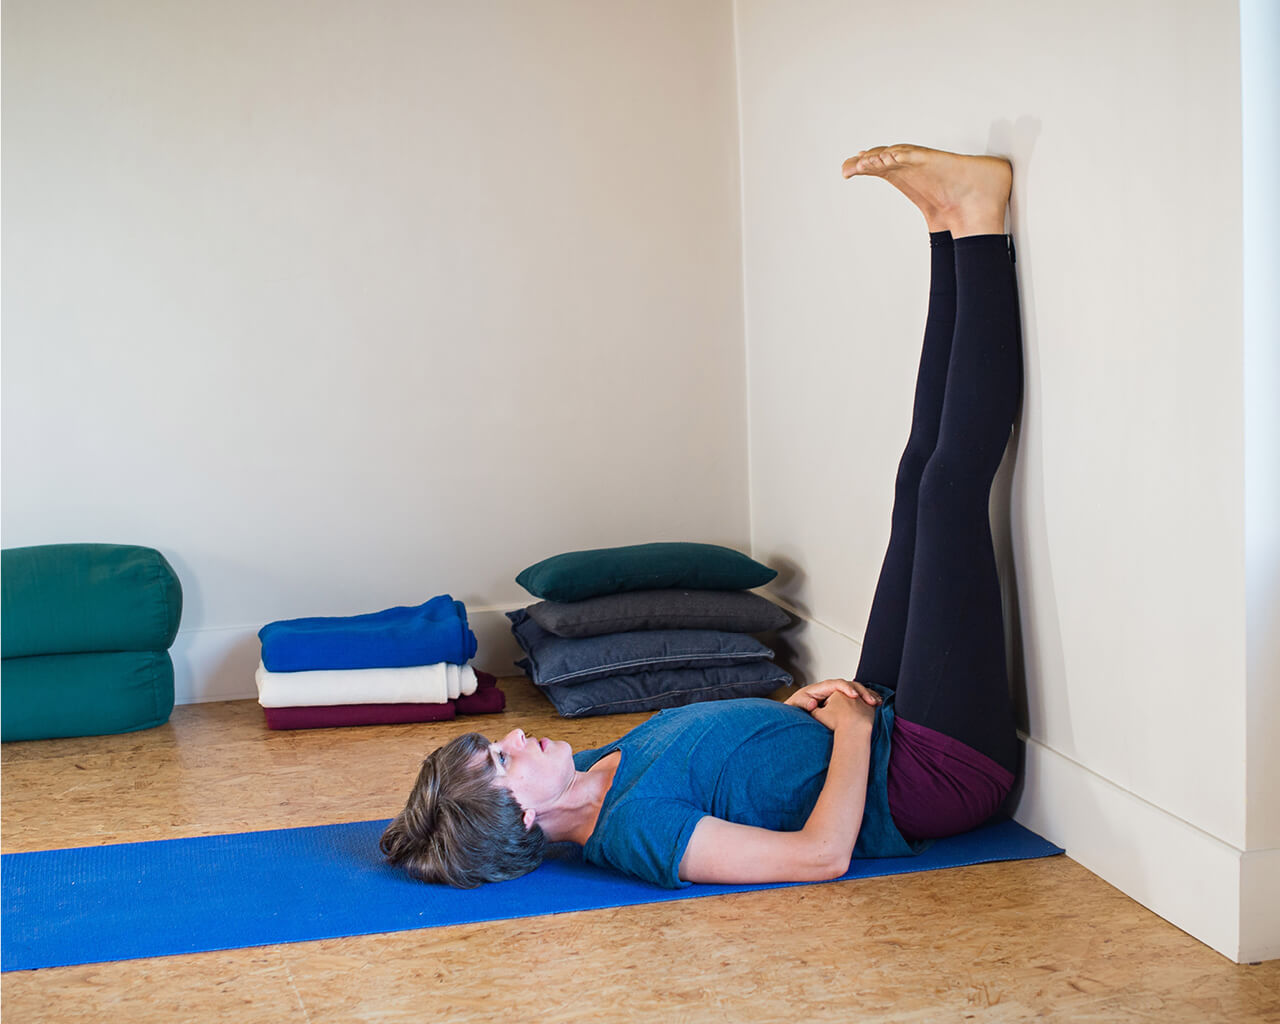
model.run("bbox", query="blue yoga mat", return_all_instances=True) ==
[2,817,1062,972]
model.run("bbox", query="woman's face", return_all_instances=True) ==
[486,727,575,823]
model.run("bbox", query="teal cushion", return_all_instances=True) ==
[516,543,776,603]
[1,544,182,658]
[1,650,175,741]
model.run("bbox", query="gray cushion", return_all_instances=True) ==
[536,661,793,717]
[525,589,790,638]
[508,608,772,687]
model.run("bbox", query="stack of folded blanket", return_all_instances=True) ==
[509,542,793,718]
[255,595,504,730]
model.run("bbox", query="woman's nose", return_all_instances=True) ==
[502,728,526,748]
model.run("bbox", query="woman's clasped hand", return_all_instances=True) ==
[785,678,879,731]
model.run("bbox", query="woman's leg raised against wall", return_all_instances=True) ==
[842,145,1020,773]
[893,231,1021,773]
[854,232,956,692]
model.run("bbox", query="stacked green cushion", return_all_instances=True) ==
[2,544,182,741]
[516,542,777,602]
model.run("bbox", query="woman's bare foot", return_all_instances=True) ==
[840,145,1011,237]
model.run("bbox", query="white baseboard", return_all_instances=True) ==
[1240,846,1280,962]
[1013,736,1279,963]
[169,606,527,705]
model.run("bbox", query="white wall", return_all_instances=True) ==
[4,0,1273,965]
[2,0,750,697]
[736,0,1273,963]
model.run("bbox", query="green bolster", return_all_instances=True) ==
[1,544,182,658]
[1,650,175,741]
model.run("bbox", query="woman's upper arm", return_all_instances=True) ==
[677,815,849,885]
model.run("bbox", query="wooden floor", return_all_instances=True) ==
[3,678,1277,1023]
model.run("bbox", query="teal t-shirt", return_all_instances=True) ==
[573,694,925,888]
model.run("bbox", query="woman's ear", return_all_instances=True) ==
[523,808,537,831]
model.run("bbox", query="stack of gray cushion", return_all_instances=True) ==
[509,542,792,717]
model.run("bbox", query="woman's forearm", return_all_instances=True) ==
[798,717,873,876]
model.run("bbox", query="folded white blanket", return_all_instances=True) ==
[254,661,477,708]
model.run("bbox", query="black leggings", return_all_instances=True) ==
[855,232,1021,775]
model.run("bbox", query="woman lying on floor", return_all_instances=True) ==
[382,144,1024,889]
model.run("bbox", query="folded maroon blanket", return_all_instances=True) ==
[262,671,505,730]
[455,682,506,715]
[263,702,457,730]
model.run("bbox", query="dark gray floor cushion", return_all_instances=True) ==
[525,589,790,638]
[509,608,773,687]
[536,661,793,717]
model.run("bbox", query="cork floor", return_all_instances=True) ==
[2,678,1277,1023]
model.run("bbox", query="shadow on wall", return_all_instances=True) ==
[766,553,808,610]
[761,554,874,691]
[760,553,809,684]
[986,115,1080,825]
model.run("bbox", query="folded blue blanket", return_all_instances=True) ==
[258,595,477,672]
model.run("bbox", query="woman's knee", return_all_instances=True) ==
[915,450,988,524]
[894,446,931,499]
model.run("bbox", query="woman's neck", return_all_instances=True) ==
[540,750,621,846]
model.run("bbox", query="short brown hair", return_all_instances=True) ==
[379,732,546,887]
